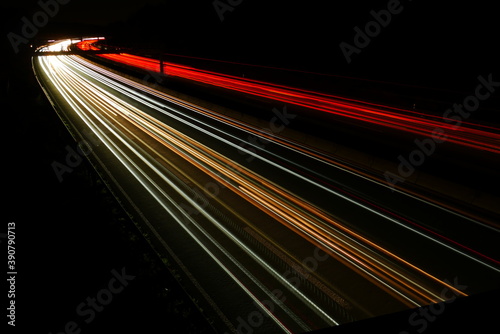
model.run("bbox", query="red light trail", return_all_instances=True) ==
[77,40,500,154]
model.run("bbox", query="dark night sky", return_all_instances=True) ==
[3,0,499,89]
[2,0,166,25]
[3,0,498,93]
[53,0,167,26]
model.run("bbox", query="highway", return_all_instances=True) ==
[33,40,500,333]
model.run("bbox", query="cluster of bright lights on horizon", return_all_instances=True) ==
[38,38,105,52]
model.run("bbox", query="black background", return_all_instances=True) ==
[3,0,499,333]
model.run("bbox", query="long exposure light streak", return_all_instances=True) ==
[45,54,452,306]
[33,40,500,333]
[67,51,499,238]
[77,40,500,155]
[37,53,306,332]
[63,53,500,273]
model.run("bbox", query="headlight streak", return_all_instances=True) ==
[59,52,500,282]
[45,53,468,305]
[117,108,460,307]
[38,55,303,333]
[237,185,443,307]
[46,60,340,325]
[46,50,492,300]
[34,42,499,331]
[54,54,428,309]
[37,54,336,331]
[55,52,498,288]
